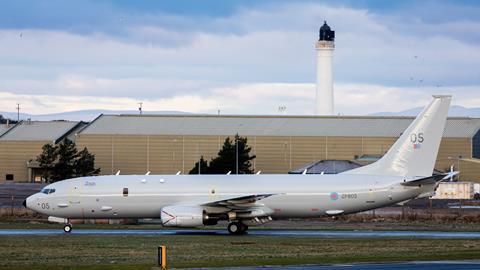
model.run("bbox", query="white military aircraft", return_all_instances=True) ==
[25,95,456,234]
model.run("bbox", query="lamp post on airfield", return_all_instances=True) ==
[235,124,243,175]
[236,138,239,174]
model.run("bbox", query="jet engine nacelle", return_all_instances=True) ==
[161,205,207,227]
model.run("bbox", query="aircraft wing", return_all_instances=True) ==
[201,193,277,208]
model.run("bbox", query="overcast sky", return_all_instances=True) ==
[0,0,479,115]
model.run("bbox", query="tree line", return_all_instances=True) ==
[0,115,18,124]
[188,135,256,174]
[37,135,256,183]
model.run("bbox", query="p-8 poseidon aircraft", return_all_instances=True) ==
[25,96,455,234]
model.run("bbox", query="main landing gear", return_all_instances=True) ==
[63,223,72,233]
[227,221,248,235]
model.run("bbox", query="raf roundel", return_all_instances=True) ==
[330,192,339,201]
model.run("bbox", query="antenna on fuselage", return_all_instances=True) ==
[115,170,120,176]
[226,171,231,175]
[256,171,262,175]
[176,171,181,175]
[145,171,151,175]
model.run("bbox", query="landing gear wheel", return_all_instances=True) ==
[228,222,248,235]
[228,222,239,234]
[63,224,72,233]
[238,223,248,234]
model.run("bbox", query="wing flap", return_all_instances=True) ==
[202,193,277,207]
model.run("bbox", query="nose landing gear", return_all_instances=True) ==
[227,221,248,235]
[63,223,72,233]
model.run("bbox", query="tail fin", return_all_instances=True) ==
[344,95,451,178]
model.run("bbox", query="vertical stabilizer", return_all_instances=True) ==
[344,95,451,177]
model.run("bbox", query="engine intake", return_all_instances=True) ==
[161,205,215,227]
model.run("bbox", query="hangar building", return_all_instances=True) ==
[1,114,480,183]
[0,120,85,182]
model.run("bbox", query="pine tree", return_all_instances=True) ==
[75,147,101,176]
[36,143,58,181]
[52,139,79,182]
[209,134,256,174]
[37,139,101,182]
[188,156,209,174]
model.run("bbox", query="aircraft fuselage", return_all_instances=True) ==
[26,174,430,219]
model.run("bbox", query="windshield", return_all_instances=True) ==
[40,188,56,194]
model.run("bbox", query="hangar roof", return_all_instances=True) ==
[0,120,84,142]
[78,114,480,138]
[0,124,11,136]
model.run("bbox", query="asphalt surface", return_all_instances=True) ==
[3,229,480,238]
[198,261,480,269]
[0,183,44,208]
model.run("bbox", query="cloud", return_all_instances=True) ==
[0,83,477,116]
[0,91,219,114]
[0,1,479,114]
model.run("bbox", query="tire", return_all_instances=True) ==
[63,224,72,233]
[227,222,239,234]
[238,223,248,234]
[228,222,248,235]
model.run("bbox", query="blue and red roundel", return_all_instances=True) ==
[330,192,339,201]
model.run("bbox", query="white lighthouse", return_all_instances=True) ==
[315,21,335,115]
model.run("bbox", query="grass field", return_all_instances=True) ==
[2,219,480,269]
[1,234,480,269]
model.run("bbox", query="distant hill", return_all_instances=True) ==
[0,110,190,122]
[2,105,479,122]
[371,105,480,117]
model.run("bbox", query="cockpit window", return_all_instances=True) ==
[40,188,56,194]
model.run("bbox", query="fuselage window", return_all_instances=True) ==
[123,188,128,197]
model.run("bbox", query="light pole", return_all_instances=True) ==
[236,137,239,174]
[16,103,20,121]
[198,141,201,175]
[138,102,143,115]
[235,125,243,174]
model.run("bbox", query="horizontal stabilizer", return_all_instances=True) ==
[401,171,459,186]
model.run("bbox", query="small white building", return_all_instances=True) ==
[433,182,474,199]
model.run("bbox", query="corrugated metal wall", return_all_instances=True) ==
[0,135,476,182]
[74,134,477,180]
[0,141,48,182]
